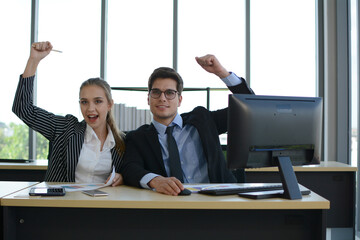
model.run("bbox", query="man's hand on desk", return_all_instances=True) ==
[148,176,184,196]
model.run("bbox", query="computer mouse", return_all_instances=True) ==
[178,188,191,196]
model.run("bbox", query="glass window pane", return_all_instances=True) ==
[0,1,31,159]
[107,0,173,111]
[250,0,316,97]
[37,0,101,120]
[32,0,101,159]
[178,0,246,113]
[350,0,358,167]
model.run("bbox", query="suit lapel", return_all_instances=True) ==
[182,111,204,142]
[145,124,167,175]
[66,121,86,181]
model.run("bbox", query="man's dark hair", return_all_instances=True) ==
[148,67,184,95]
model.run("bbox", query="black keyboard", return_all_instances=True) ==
[29,187,66,196]
[198,184,283,196]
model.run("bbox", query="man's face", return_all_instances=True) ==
[148,78,182,126]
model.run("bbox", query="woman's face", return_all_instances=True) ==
[79,85,113,133]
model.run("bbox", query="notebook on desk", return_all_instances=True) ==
[197,183,311,198]
[238,185,311,199]
[198,183,284,196]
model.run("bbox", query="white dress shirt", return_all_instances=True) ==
[75,124,115,183]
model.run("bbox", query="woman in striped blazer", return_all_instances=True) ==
[13,41,125,186]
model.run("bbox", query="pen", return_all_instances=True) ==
[51,49,63,53]
[31,44,63,53]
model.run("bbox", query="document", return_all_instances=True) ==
[48,167,116,192]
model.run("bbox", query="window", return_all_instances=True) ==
[1,0,318,159]
[17,0,102,159]
[37,0,101,119]
[350,0,359,167]
[107,0,173,111]
[350,0,359,237]
[178,0,246,113]
[0,1,31,159]
[250,0,316,97]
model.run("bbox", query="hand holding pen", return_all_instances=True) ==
[23,41,62,78]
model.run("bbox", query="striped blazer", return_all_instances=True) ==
[12,75,123,182]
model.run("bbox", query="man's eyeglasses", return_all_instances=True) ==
[149,88,179,100]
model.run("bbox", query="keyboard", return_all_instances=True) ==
[198,184,283,196]
[29,187,66,196]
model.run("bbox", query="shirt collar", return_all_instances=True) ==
[152,113,183,135]
[84,124,115,149]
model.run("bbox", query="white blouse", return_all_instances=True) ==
[75,124,115,183]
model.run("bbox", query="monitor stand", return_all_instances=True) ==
[277,156,302,200]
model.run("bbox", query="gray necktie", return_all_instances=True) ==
[166,126,184,182]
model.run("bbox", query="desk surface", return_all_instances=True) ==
[245,161,357,172]
[2,183,328,240]
[0,159,47,170]
[1,183,329,210]
[0,181,38,198]
[0,160,356,172]
[0,160,357,172]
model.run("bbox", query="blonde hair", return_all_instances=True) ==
[80,78,125,155]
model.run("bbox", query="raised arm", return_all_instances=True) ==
[23,41,53,78]
[195,54,230,79]
[13,41,60,141]
[196,54,254,134]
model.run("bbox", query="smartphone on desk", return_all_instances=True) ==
[82,189,109,197]
[29,187,66,196]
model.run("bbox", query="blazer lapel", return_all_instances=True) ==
[145,124,167,175]
[66,121,86,181]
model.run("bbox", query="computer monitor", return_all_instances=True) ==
[227,94,323,199]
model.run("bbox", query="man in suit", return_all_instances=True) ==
[121,54,254,195]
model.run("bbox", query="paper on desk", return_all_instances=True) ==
[48,167,116,192]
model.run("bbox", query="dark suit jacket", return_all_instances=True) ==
[122,78,254,188]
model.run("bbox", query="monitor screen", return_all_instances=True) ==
[227,94,323,170]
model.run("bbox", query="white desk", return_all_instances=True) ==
[2,183,329,240]
[0,181,39,199]
[0,181,39,240]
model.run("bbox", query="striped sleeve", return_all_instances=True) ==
[13,75,66,141]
